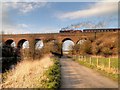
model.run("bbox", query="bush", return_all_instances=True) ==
[101,47,112,56]
[70,40,92,55]
[95,39,102,45]
[92,44,101,55]
[71,44,81,55]
[2,45,20,72]
[80,40,92,55]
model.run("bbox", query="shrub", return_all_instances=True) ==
[70,40,92,55]
[101,47,112,56]
[95,39,102,45]
[71,44,81,55]
[2,45,20,72]
[80,40,92,55]
[92,45,101,55]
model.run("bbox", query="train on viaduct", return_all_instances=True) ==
[59,28,119,33]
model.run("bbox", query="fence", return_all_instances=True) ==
[72,55,118,74]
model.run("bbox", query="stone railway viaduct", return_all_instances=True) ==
[2,33,90,57]
[2,28,119,57]
[2,32,89,48]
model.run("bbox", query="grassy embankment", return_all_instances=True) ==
[42,56,61,88]
[2,55,61,88]
[72,56,118,81]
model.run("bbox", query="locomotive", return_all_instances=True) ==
[59,30,82,33]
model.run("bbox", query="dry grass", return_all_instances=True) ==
[1,54,53,88]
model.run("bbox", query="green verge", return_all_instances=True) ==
[41,57,61,88]
[73,59,118,81]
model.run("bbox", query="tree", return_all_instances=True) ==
[101,47,112,56]
[79,40,92,55]
[2,44,20,72]
[70,44,81,55]
[92,44,101,55]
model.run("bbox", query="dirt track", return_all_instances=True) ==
[60,56,118,88]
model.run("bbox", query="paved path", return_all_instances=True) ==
[60,56,118,88]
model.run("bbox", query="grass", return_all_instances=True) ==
[1,55,54,88]
[80,56,118,68]
[73,56,118,81]
[1,55,61,88]
[41,57,61,88]
[90,57,118,69]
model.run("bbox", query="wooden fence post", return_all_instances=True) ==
[84,56,86,62]
[80,55,81,61]
[84,56,85,62]
[90,57,91,64]
[82,56,84,61]
[97,57,99,67]
[74,55,76,59]
[108,58,111,69]
[72,55,74,60]
[78,55,80,61]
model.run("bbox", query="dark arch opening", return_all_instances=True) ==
[5,39,16,47]
[5,39,14,46]
[62,38,73,43]
[17,39,29,60]
[17,39,29,49]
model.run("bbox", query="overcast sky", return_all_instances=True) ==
[1,0,119,34]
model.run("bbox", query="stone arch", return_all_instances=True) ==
[35,39,44,49]
[5,39,14,45]
[62,38,74,43]
[17,39,29,49]
[35,39,41,44]
[4,39,16,47]
[62,38,75,54]
[76,38,87,45]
